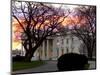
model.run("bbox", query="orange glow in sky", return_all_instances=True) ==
[12,16,86,50]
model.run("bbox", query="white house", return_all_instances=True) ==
[12,33,88,60]
[30,33,88,60]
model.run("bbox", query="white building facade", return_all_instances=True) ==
[31,34,88,60]
[12,34,88,60]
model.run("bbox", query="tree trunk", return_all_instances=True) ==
[24,47,38,62]
[24,38,46,62]
[87,46,93,59]
[24,50,34,62]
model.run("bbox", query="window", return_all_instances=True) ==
[66,38,69,44]
[62,39,63,44]
[61,48,64,55]
[57,39,59,42]
[66,47,69,53]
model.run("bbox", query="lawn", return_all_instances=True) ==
[13,61,46,71]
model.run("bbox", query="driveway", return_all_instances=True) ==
[12,60,58,74]
[12,60,96,74]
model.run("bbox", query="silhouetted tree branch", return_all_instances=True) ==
[71,6,96,58]
[12,1,70,61]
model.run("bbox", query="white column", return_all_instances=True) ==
[58,46,61,57]
[42,41,45,60]
[64,39,66,54]
[21,43,24,56]
[52,39,57,60]
[21,44,23,56]
[66,38,69,53]
[47,40,49,60]
[68,38,71,53]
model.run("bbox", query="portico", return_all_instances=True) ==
[12,34,88,60]
[31,34,87,60]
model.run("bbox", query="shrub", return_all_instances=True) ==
[13,55,25,62]
[57,53,88,71]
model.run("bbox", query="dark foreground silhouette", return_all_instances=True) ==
[57,53,88,71]
[13,55,25,62]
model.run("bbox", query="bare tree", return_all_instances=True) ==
[12,1,70,61]
[71,6,96,59]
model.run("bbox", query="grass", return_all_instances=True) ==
[13,61,46,71]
